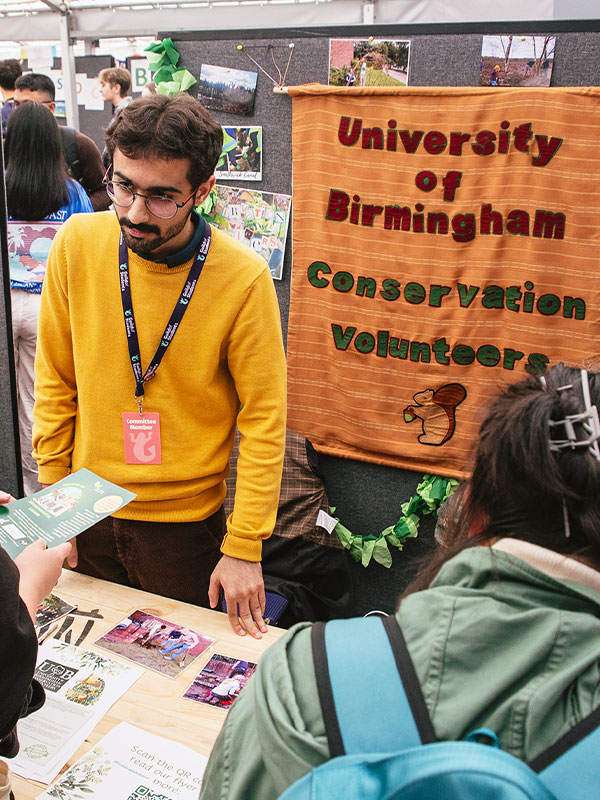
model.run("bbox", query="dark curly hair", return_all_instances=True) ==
[105,93,223,187]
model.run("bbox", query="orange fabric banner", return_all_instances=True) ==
[287,85,600,477]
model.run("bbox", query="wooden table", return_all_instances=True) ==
[13,569,286,799]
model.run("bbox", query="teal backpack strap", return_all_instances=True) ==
[531,704,600,798]
[311,616,436,758]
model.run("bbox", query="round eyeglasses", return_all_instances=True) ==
[104,180,198,220]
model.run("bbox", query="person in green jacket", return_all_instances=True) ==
[200,363,600,800]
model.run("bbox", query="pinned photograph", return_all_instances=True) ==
[35,593,77,630]
[480,35,556,87]
[183,653,257,710]
[329,39,410,87]
[216,126,262,182]
[197,63,258,116]
[94,610,215,678]
[198,185,291,280]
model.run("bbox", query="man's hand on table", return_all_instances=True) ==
[208,555,268,639]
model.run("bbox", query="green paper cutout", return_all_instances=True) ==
[152,66,175,84]
[372,537,393,568]
[174,69,197,92]
[145,51,164,67]
[332,474,459,568]
[144,39,194,97]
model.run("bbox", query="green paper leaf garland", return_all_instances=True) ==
[331,474,459,568]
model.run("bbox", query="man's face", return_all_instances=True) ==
[13,87,55,112]
[99,80,120,104]
[111,148,214,259]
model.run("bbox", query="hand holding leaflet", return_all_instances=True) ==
[0,469,136,560]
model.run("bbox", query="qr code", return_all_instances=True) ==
[127,786,173,800]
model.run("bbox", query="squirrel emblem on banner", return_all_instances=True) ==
[404,384,467,446]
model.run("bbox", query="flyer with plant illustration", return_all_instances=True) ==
[39,721,208,799]
[7,641,143,784]
[0,469,136,560]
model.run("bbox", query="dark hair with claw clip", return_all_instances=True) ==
[403,363,600,597]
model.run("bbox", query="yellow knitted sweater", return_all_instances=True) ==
[33,211,286,561]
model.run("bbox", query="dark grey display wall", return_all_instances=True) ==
[161,35,322,343]
[60,55,115,152]
[166,20,600,614]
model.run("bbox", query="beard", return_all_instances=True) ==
[118,210,192,257]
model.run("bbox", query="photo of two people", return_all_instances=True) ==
[329,39,411,87]
[95,610,215,678]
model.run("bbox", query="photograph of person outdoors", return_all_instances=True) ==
[479,34,556,87]
[329,39,410,87]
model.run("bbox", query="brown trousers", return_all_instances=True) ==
[75,507,225,607]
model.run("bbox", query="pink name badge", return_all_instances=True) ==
[122,412,162,464]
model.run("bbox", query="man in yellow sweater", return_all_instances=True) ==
[32,94,287,638]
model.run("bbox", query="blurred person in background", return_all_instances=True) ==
[14,73,110,211]
[0,58,22,137]
[98,67,133,168]
[5,102,92,494]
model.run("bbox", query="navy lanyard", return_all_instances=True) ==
[119,224,212,413]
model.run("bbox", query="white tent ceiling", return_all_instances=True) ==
[1,0,597,43]
[1,0,598,127]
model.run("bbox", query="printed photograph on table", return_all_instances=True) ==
[216,126,262,181]
[197,63,258,115]
[35,593,77,630]
[480,35,556,87]
[183,653,257,710]
[199,185,291,280]
[329,39,410,87]
[94,610,215,678]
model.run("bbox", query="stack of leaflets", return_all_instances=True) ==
[40,722,208,799]
[7,641,143,784]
